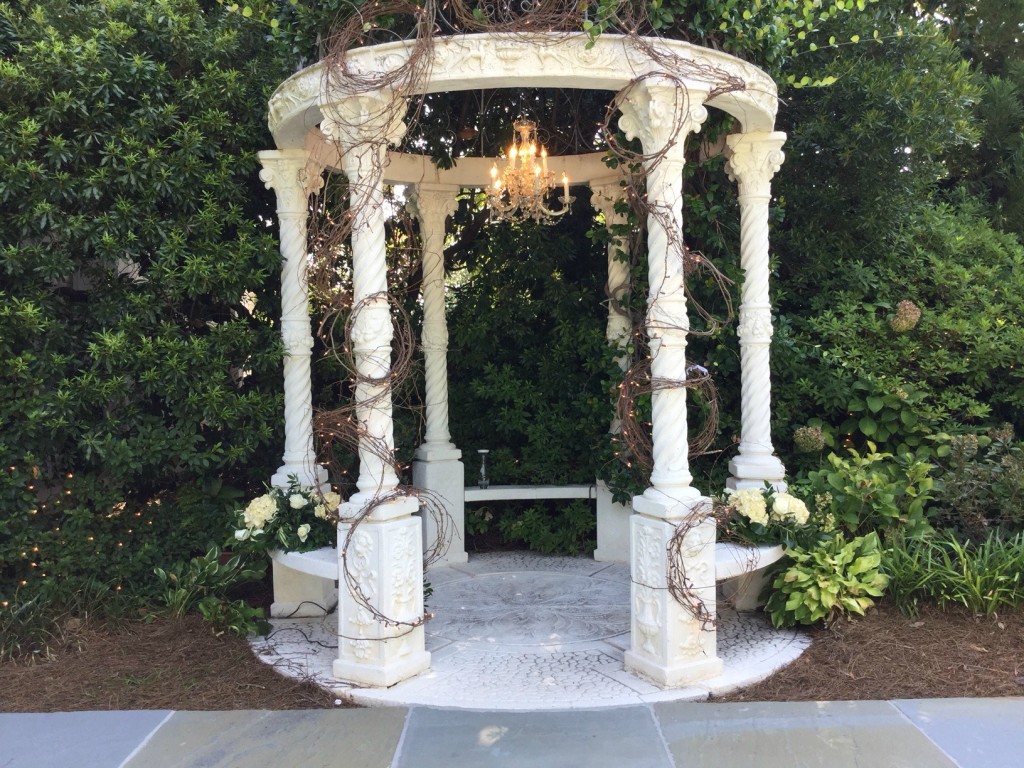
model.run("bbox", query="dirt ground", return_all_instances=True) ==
[2,602,1021,712]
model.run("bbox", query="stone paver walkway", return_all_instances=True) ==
[3,699,1023,767]
[251,551,809,709]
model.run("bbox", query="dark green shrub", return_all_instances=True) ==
[798,444,936,539]
[0,0,289,620]
[931,429,1024,536]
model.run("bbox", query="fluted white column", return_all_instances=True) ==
[409,183,467,566]
[618,81,722,687]
[724,132,788,492]
[259,149,329,491]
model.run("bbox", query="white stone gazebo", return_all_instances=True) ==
[258,32,789,690]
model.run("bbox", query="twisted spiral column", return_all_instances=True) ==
[323,93,410,503]
[591,181,632,375]
[259,149,327,490]
[725,132,788,490]
[408,184,459,456]
[619,82,709,509]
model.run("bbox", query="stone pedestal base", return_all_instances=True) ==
[625,503,722,687]
[413,447,467,567]
[594,480,630,563]
[334,498,431,688]
[270,557,335,618]
[726,455,787,493]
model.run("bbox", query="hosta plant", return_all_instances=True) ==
[765,532,889,628]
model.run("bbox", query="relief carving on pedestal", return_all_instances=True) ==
[633,522,663,657]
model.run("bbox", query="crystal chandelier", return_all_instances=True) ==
[486,119,573,224]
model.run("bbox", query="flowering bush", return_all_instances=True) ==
[718,486,814,547]
[233,476,340,553]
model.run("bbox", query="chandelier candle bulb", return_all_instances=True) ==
[562,172,569,201]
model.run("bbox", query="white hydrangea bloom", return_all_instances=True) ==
[243,494,278,530]
[323,491,341,510]
[727,488,769,526]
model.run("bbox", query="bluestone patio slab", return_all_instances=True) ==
[893,697,1024,768]
[0,710,171,768]
[654,700,958,767]
[393,705,673,768]
[123,708,407,768]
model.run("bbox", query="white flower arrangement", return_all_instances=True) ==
[233,476,341,553]
[720,486,813,546]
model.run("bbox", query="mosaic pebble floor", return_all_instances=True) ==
[250,551,809,710]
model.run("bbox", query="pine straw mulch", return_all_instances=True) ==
[2,601,1022,712]
[715,601,1024,702]
[0,614,338,712]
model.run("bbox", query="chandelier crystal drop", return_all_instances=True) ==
[486,119,573,224]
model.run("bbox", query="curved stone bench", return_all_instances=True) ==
[269,540,786,618]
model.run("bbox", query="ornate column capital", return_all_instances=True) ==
[321,91,409,180]
[258,149,324,214]
[590,180,628,224]
[617,80,710,161]
[725,131,787,197]
[407,183,459,228]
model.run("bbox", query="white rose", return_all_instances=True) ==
[772,493,810,525]
[314,504,328,520]
[234,528,250,541]
[297,524,311,543]
[289,493,308,509]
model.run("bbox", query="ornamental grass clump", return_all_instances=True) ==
[233,477,341,553]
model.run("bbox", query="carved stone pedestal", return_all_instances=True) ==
[624,501,722,687]
[334,496,431,687]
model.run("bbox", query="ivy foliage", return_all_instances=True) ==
[0,0,289,610]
